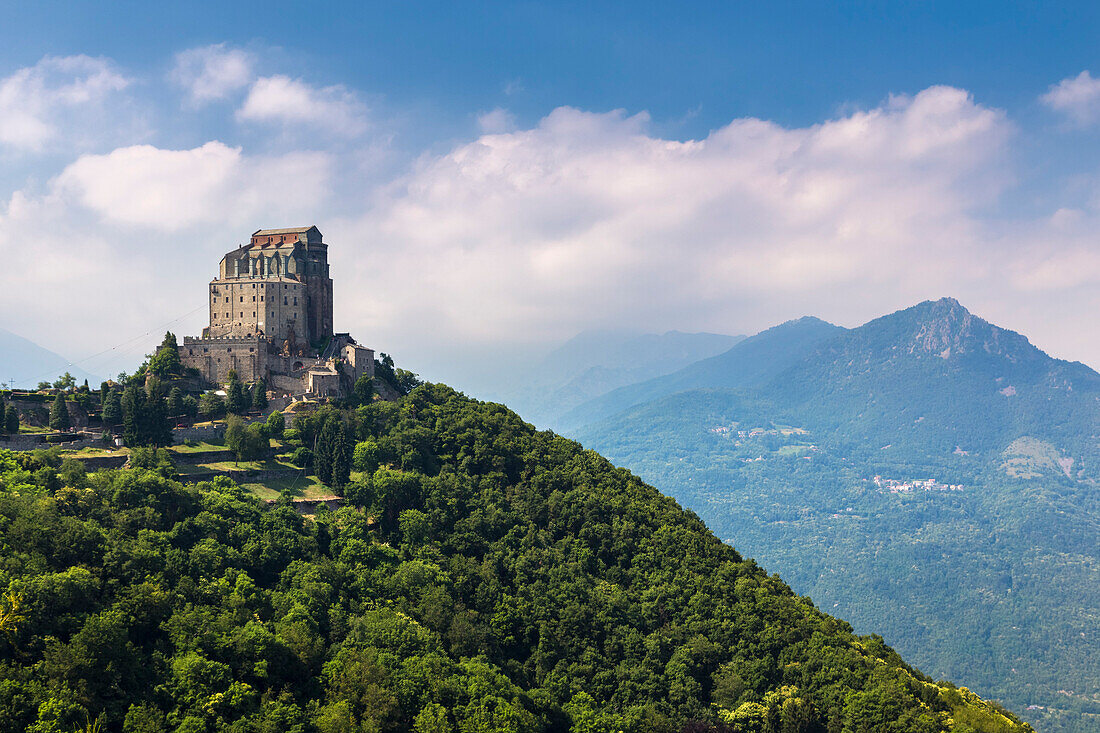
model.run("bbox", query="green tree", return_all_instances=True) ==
[4,404,19,435]
[122,703,165,733]
[144,377,173,447]
[352,375,374,406]
[235,424,270,462]
[314,415,351,489]
[198,392,225,420]
[167,387,183,417]
[399,509,431,549]
[251,378,268,410]
[332,421,352,490]
[413,703,452,733]
[99,382,110,407]
[49,393,71,432]
[226,371,247,415]
[353,440,380,474]
[121,384,145,446]
[101,389,122,429]
[266,409,285,439]
[224,415,246,463]
[53,372,76,391]
[148,331,181,377]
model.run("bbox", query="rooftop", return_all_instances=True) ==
[252,226,320,237]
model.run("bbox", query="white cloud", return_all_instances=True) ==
[337,86,1013,364]
[477,108,517,134]
[9,67,1100,387]
[53,141,333,229]
[0,55,130,150]
[237,75,368,135]
[170,44,253,104]
[0,139,338,375]
[1041,71,1100,125]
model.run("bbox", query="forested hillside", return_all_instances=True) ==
[574,299,1100,733]
[0,384,1030,732]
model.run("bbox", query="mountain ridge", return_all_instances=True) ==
[0,326,104,388]
[570,298,1100,732]
[497,328,744,428]
[555,316,845,433]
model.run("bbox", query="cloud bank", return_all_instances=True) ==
[3,47,1100,386]
[339,88,1013,350]
[0,55,130,150]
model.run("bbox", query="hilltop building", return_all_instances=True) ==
[180,226,373,398]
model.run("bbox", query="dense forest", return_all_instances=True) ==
[0,384,1031,732]
[577,388,1099,733]
[565,299,1100,733]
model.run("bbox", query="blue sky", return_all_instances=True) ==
[3,1,1100,390]
[5,1,1093,131]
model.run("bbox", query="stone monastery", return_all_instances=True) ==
[180,226,373,397]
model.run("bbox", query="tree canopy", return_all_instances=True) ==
[0,384,1033,733]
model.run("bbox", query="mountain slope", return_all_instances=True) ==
[765,298,1100,468]
[0,327,104,388]
[0,385,1032,732]
[499,329,744,427]
[574,300,1100,732]
[556,317,844,433]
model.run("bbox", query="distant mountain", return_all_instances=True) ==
[498,329,744,427]
[0,327,104,388]
[556,316,843,433]
[574,299,1100,733]
[764,297,1100,468]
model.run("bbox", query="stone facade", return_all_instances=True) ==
[204,226,332,351]
[181,227,374,397]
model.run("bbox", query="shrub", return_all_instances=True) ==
[291,446,314,468]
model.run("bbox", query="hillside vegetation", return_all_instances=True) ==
[574,299,1100,732]
[0,384,1030,733]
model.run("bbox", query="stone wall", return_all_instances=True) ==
[75,454,129,470]
[181,336,266,384]
[172,424,226,444]
[178,466,307,484]
[272,497,344,514]
[0,434,47,450]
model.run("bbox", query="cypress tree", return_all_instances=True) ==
[251,377,268,410]
[331,421,352,490]
[49,393,71,432]
[121,384,145,446]
[227,371,246,415]
[102,389,122,428]
[4,405,17,435]
[314,416,340,486]
[167,387,183,417]
[144,379,172,447]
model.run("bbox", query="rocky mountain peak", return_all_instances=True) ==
[909,297,981,358]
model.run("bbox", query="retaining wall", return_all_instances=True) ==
[75,454,129,470]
